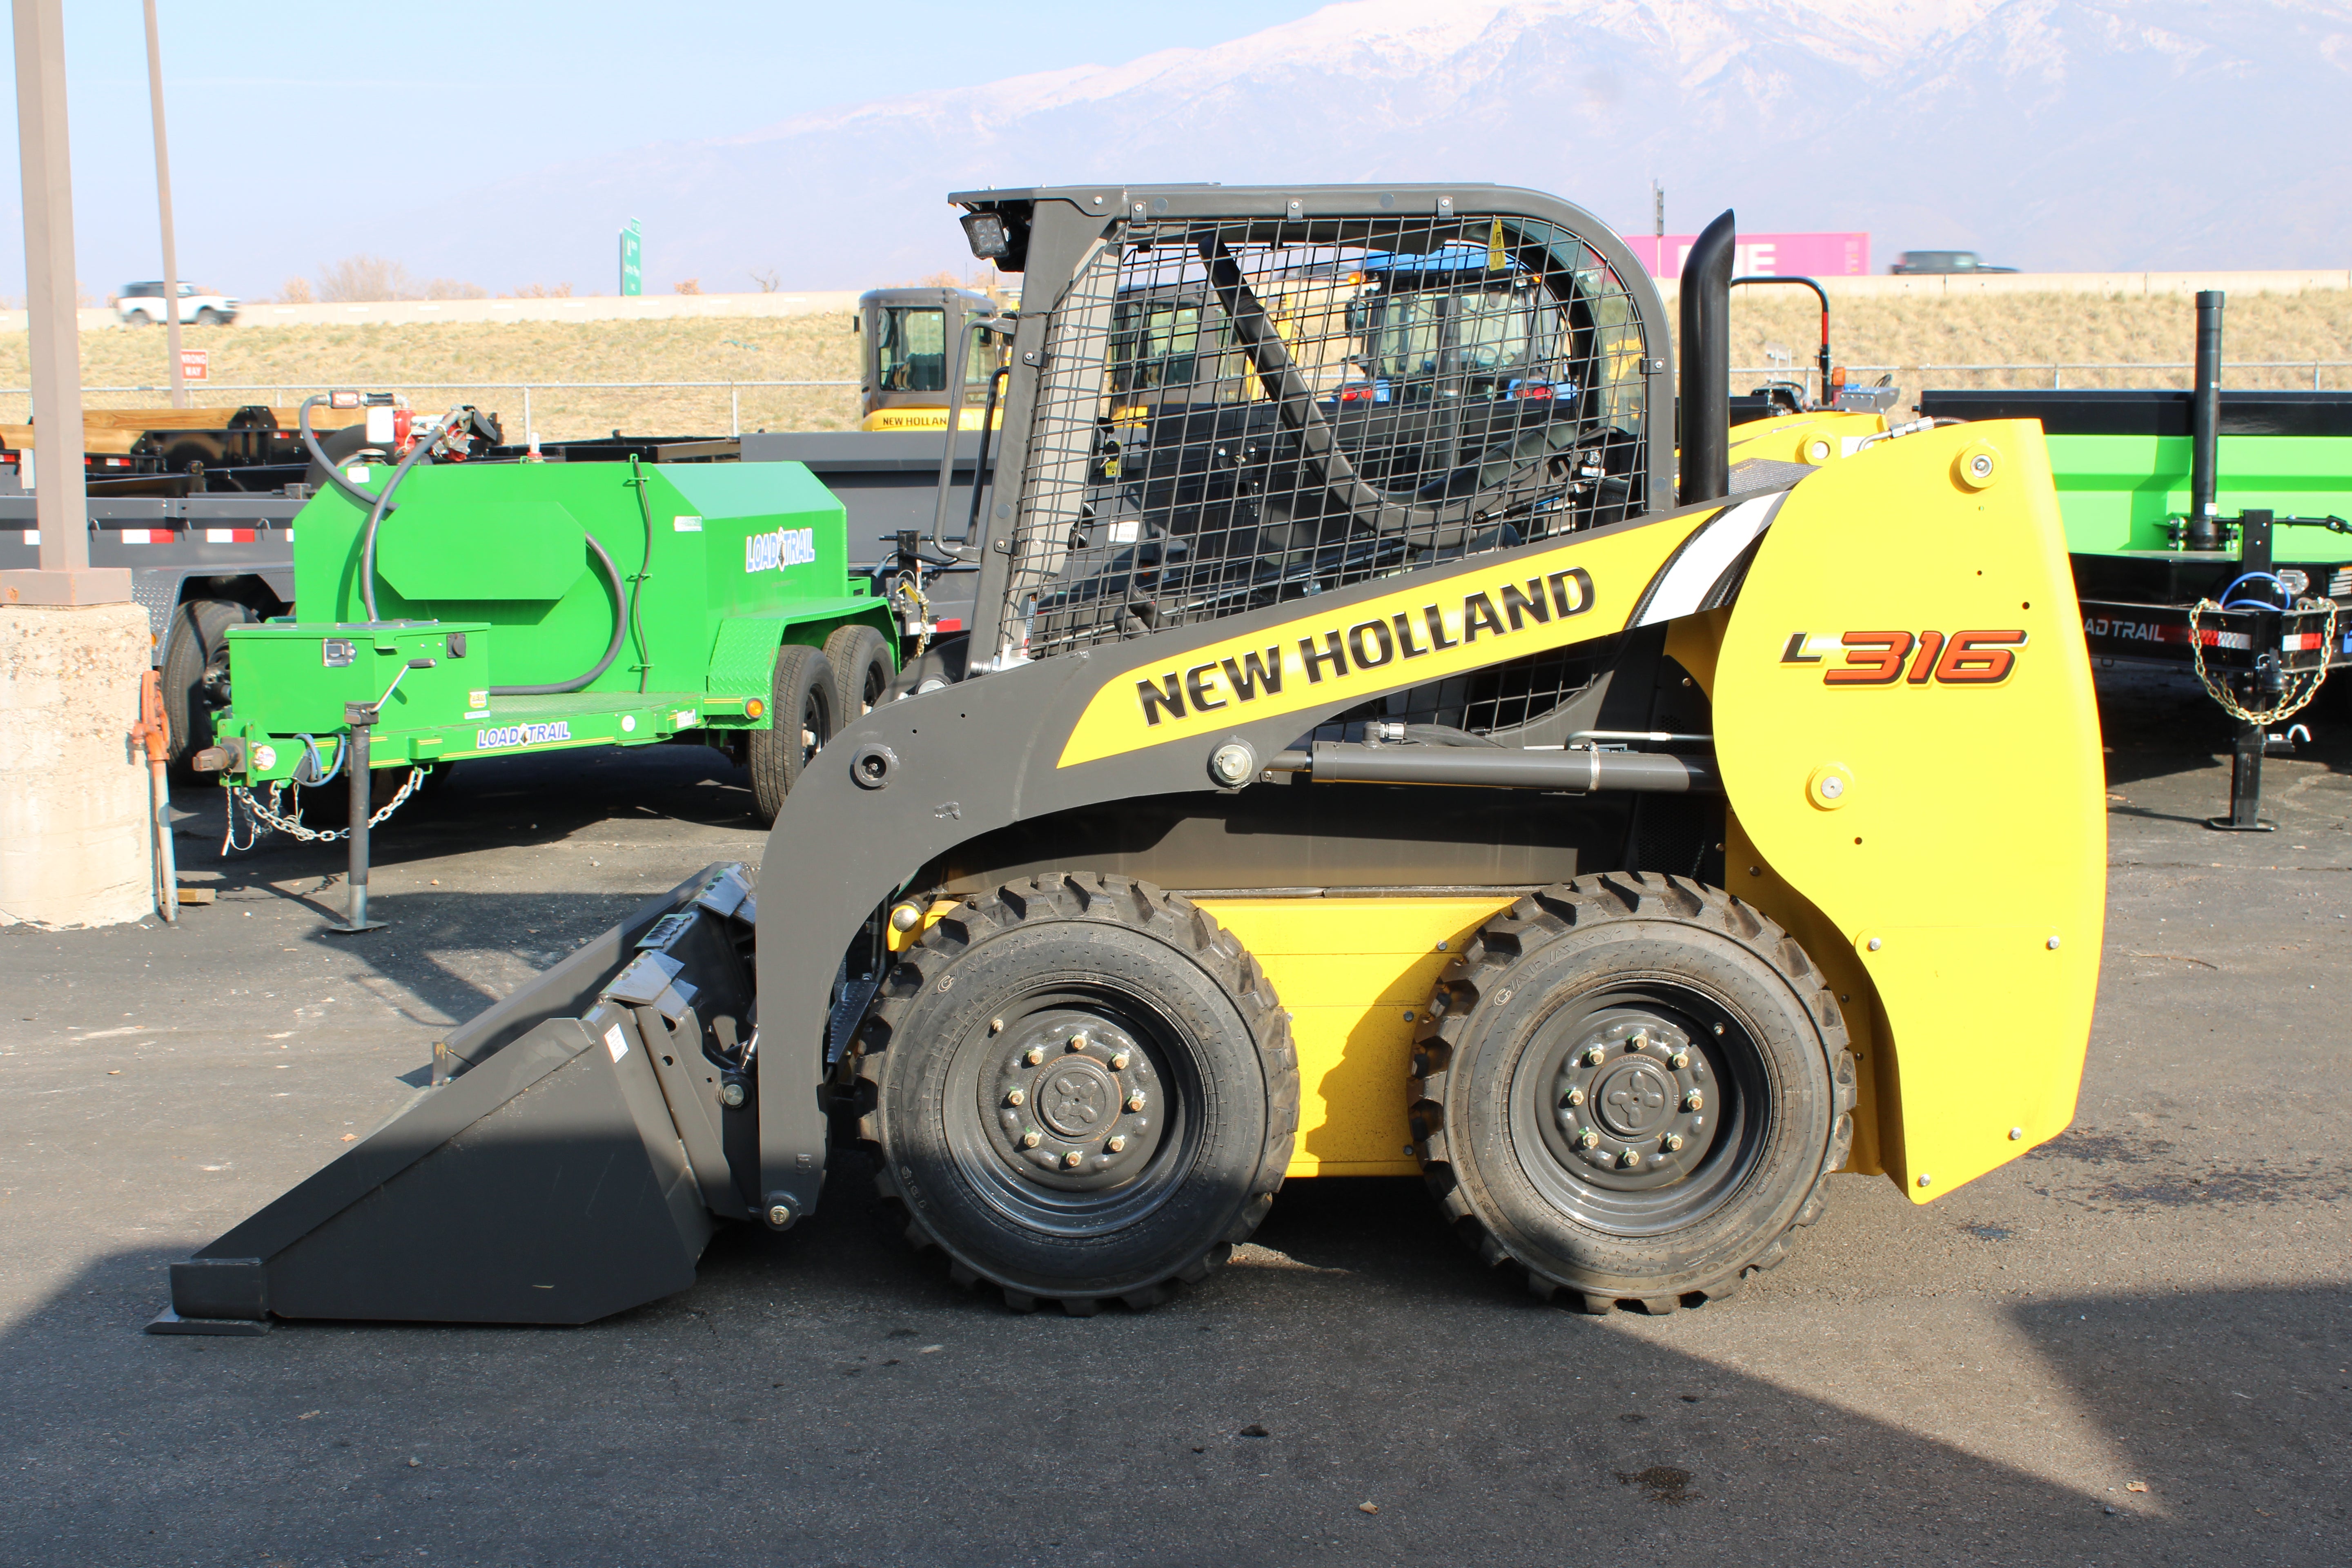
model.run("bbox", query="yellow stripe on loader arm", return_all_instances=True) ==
[1698,420,2105,1200]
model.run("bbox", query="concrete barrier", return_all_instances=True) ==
[0,601,156,929]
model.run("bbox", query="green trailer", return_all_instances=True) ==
[194,417,896,928]
[1920,293,2351,829]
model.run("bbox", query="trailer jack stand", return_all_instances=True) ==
[2207,709,2277,833]
[326,707,389,932]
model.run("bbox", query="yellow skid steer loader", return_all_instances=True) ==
[154,189,2103,1333]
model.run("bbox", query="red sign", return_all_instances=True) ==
[1620,232,1870,281]
[179,348,209,381]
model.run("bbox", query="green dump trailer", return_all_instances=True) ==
[194,433,895,928]
[1921,292,2351,829]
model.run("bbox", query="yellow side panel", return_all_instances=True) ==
[1711,421,2106,1201]
[1194,896,1515,1178]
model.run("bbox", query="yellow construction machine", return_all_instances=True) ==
[855,286,1008,431]
[154,190,2104,1333]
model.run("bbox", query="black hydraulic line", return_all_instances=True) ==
[297,394,386,511]
[2189,290,2223,550]
[356,426,447,622]
[330,397,632,697]
[489,532,632,697]
[1731,274,1831,401]
[1678,209,1736,506]
[1273,742,1720,794]
[626,455,657,693]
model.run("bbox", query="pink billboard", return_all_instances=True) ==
[1619,232,1870,281]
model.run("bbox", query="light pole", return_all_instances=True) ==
[144,0,186,408]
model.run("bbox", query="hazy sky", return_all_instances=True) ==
[4,0,1331,295]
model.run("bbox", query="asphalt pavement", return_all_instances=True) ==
[2,667,2347,1567]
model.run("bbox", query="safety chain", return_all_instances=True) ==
[225,768,427,851]
[2188,595,2339,726]
[893,570,934,661]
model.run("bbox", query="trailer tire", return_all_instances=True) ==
[1410,872,1854,1314]
[747,644,833,824]
[822,624,895,724]
[853,873,1297,1314]
[162,597,252,770]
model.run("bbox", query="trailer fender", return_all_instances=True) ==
[705,602,894,712]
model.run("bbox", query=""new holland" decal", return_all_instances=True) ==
[1054,499,1774,767]
[1136,568,1595,726]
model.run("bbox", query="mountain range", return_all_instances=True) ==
[328,0,2352,292]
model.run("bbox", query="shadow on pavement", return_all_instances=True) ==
[3,1174,2343,1566]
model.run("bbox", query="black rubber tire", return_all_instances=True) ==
[853,873,1298,1314]
[1410,872,1855,1314]
[746,644,833,824]
[194,308,223,327]
[161,598,252,770]
[822,623,895,726]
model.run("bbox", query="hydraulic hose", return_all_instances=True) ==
[297,394,386,512]
[487,532,632,696]
[357,423,450,622]
[305,394,635,697]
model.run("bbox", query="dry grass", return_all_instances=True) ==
[3,290,2347,440]
[1726,289,2352,393]
[0,315,864,439]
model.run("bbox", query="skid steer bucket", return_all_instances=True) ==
[150,865,760,1333]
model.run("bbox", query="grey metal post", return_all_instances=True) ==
[143,0,186,409]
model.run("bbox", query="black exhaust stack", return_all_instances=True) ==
[2187,289,2223,550]
[1678,209,1736,506]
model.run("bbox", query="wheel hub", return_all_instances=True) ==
[1539,1010,1717,1192]
[987,1013,1162,1189]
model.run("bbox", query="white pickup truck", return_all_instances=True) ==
[116,280,238,326]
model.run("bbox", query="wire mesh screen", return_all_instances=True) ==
[1002,213,1653,679]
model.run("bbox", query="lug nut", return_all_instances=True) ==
[1683,1090,1704,1111]
[1663,1133,1685,1152]
[1110,1051,1131,1070]
[1107,1136,1127,1153]
[1565,1087,1586,1107]
[989,1017,1004,1034]
[1575,1129,1598,1149]
[1062,1151,1084,1169]
[1023,1046,1046,1066]
[1618,1149,1641,1169]
[1006,1088,1026,1106]
[1067,1033,1089,1052]
[1021,1130,1041,1148]
[1125,1093,1146,1112]
[1670,1050,1689,1069]
[1583,1047,1606,1067]
[1628,1028,1650,1050]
